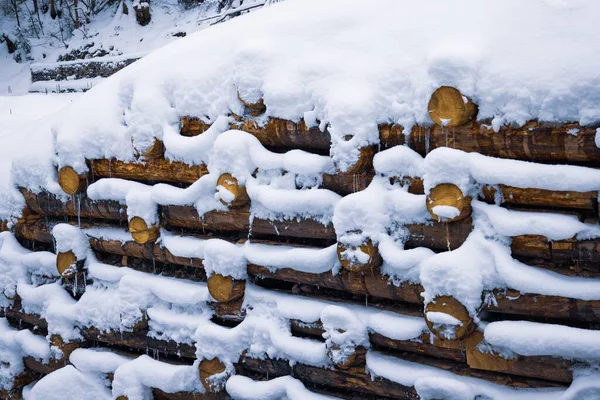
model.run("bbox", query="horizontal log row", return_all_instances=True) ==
[3,306,571,394]
[181,87,600,166]
[9,215,600,327]
[19,190,600,273]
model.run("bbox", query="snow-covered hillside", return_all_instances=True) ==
[1,0,600,399]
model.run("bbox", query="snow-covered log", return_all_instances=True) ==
[199,358,228,393]
[424,296,475,341]
[465,331,574,384]
[382,121,600,166]
[128,216,160,244]
[427,86,479,128]
[336,238,382,272]
[207,274,246,303]
[425,183,472,223]
[216,173,250,208]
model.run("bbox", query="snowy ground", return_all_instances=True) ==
[0,0,265,95]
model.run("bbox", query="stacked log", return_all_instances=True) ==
[6,86,600,396]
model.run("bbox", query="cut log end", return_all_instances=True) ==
[128,217,160,244]
[58,166,86,195]
[344,145,376,175]
[337,240,382,272]
[199,358,227,393]
[238,92,266,117]
[217,173,249,208]
[425,295,475,340]
[428,86,478,127]
[329,345,367,370]
[207,273,246,303]
[426,183,472,223]
[56,251,77,275]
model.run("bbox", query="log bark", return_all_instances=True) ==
[234,118,331,151]
[427,87,478,127]
[480,185,598,213]
[21,189,126,221]
[382,121,600,166]
[239,355,419,400]
[426,183,472,223]
[424,296,475,340]
[207,274,246,303]
[465,331,573,384]
[162,205,336,241]
[216,174,249,208]
[128,216,160,244]
[90,158,207,185]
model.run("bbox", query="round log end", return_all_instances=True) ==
[128,217,160,244]
[217,173,249,208]
[329,345,367,370]
[207,273,246,303]
[344,146,376,175]
[337,239,382,272]
[238,92,266,117]
[425,295,475,340]
[56,251,77,276]
[428,86,478,127]
[58,166,86,195]
[199,358,227,393]
[426,183,472,222]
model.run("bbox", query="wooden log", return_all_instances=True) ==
[56,250,78,275]
[153,388,226,400]
[369,331,465,363]
[344,145,376,175]
[89,237,204,268]
[162,205,336,241]
[199,358,228,393]
[321,172,373,195]
[480,185,598,213]
[238,93,266,117]
[427,86,478,127]
[328,344,367,370]
[336,239,382,272]
[425,183,472,223]
[239,355,419,400]
[465,331,573,384]
[135,138,164,160]
[128,216,160,244]
[180,116,212,137]
[216,173,249,208]
[488,290,600,323]
[21,189,126,221]
[235,117,331,151]
[91,158,207,185]
[24,335,85,375]
[207,274,246,303]
[57,166,88,195]
[424,296,475,340]
[382,121,600,166]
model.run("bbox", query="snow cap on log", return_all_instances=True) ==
[336,237,382,272]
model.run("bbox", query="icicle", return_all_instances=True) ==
[76,194,81,227]
[425,129,430,155]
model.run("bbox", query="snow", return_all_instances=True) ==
[366,350,600,400]
[484,321,600,361]
[424,147,600,196]
[226,375,339,400]
[25,365,112,400]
